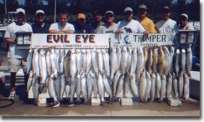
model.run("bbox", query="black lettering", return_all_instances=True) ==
[75,35,81,43]
[89,35,95,43]
[64,35,70,43]
[82,35,89,43]
[47,35,52,43]
[53,35,60,43]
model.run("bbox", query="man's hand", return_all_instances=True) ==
[49,29,58,33]
[5,37,16,44]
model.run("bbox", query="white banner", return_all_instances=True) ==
[31,33,111,48]
[110,33,174,46]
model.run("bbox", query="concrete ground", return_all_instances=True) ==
[0,95,200,117]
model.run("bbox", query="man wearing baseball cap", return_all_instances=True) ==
[138,4,157,33]
[4,8,32,100]
[74,12,94,33]
[178,13,194,30]
[96,10,118,33]
[156,6,177,34]
[32,9,50,33]
[117,6,147,34]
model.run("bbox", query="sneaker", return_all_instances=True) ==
[8,90,16,100]
[52,102,60,107]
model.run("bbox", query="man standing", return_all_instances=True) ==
[49,11,75,33]
[96,10,118,33]
[91,10,105,33]
[178,13,194,30]
[156,6,177,35]
[117,6,147,34]
[32,10,50,33]
[4,8,33,100]
[138,4,157,33]
[74,12,94,33]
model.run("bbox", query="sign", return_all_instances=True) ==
[177,30,196,44]
[16,32,32,45]
[31,34,110,48]
[111,33,173,46]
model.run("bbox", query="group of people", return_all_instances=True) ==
[4,4,194,102]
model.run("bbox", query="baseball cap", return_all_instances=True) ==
[180,13,188,20]
[105,10,114,15]
[139,4,147,10]
[77,13,86,20]
[35,9,45,15]
[16,8,25,15]
[124,7,133,13]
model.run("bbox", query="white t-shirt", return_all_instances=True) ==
[117,19,145,33]
[156,18,177,34]
[96,23,118,33]
[49,22,75,33]
[4,22,33,59]
[179,23,194,30]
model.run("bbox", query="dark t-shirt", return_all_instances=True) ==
[32,23,50,33]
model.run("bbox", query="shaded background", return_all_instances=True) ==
[0,0,200,23]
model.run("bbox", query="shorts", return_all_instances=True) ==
[8,57,27,73]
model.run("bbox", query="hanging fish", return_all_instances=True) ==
[91,49,99,75]
[102,49,111,78]
[160,75,166,101]
[150,73,156,102]
[38,49,48,93]
[136,47,144,82]
[27,71,34,92]
[186,47,192,77]
[183,73,190,100]
[152,47,158,73]
[97,73,105,102]
[172,73,178,98]
[116,75,124,98]
[110,47,120,80]
[129,47,137,74]
[120,46,129,74]
[174,49,180,77]
[102,74,112,97]
[166,74,173,100]
[145,71,151,102]
[32,49,40,77]
[181,49,186,73]
[178,71,184,98]
[96,49,104,74]
[113,71,122,96]
[156,73,161,99]
[48,77,60,107]
[139,71,146,102]
[146,48,153,73]
[26,49,33,74]
[129,73,138,97]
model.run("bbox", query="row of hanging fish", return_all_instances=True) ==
[110,45,192,105]
[26,45,192,107]
[26,48,112,107]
